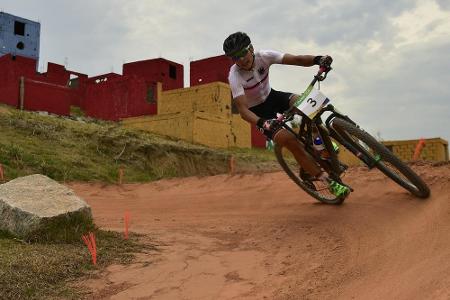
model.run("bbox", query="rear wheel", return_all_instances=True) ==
[331,118,430,198]
[274,143,346,205]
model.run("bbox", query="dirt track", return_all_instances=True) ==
[69,163,450,299]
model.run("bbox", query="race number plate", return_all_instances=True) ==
[295,88,330,119]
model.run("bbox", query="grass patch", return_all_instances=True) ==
[70,106,85,118]
[0,229,156,299]
[0,105,279,184]
[24,211,95,243]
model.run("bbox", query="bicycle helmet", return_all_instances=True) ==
[223,32,251,57]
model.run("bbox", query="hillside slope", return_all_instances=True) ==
[0,105,277,183]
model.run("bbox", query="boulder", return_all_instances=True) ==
[0,174,93,242]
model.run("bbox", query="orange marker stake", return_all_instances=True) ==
[0,164,4,181]
[229,156,235,175]
[124,211,130,240]
[90,232,97,265]
[82,232,97,265]
[413,138,426,161]
[118,166,124,185]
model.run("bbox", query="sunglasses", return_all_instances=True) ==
[230,45,251,61]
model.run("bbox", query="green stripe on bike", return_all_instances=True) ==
[293,84,314,107]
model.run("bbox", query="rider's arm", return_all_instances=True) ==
[229,73,262,125]
[281,54,316,67]
[233,95,261,125]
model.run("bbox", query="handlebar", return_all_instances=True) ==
[281,65,333,121]
[315,65,332,82]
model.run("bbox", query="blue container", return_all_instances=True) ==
[0,12,40,66]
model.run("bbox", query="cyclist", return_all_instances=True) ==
[223,31,349,198]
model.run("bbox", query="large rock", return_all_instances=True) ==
[0,174,93,242]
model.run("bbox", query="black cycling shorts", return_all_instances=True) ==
[250,89,293,139]
[249,89,293,119]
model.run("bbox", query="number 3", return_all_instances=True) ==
[307,98,317,107]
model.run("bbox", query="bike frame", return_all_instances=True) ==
[279,67,381,181]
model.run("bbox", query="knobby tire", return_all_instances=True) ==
[331,118,430,198]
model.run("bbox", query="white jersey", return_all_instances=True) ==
[228,49,284,108]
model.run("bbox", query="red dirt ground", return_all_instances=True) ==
[69,162,450,300]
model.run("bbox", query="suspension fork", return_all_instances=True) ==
[315,120,342,178]
[327,117,379,169]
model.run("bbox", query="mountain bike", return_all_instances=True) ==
[274,66,430,205]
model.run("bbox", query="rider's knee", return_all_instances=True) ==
[289,93,302,107]
[274,129,299,146]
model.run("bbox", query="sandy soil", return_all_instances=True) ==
[68,162,450,300]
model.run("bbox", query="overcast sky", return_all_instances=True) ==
[2,0,450,144]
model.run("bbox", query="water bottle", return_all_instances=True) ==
[313,136,325,151]
[313,136,330,159]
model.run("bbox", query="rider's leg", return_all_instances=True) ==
[273,93,323,177]
[273,128,322,177]
[289,95,334,174]
[289,93,301,107]
[273,125,350,197]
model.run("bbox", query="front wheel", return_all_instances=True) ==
[331,118,430,198]
[274,143,346,205]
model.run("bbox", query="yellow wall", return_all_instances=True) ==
[122,82,252,149]
[336,137,449,167]
[230,115,251,148]
[158,82,233,118]
[122,110,251,149]
[382,138,448,162]
[192,112,230,148]
[121,113,194,142]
